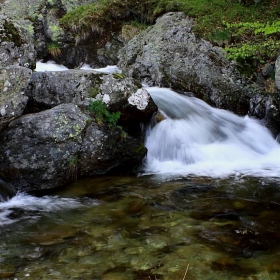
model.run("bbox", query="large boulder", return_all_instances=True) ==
[0,103,147,192]
[0,66,32,132]
[118,12,249,115]
[0,104,88,191]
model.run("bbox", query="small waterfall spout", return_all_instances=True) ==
[144,87,280,178]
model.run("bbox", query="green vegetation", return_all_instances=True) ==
[60,0,280,63]
[89,100,120,127]
[113,73,126,79]
[47,43,62,58]
[59,0,156,44]
[224,21,280,62]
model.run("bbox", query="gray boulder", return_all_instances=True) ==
[0,66,32,132]
[0,178,16,202]
[118,12,248,114]
[0,102,147,192]
[249,93,280,136]
[0,104,88,191]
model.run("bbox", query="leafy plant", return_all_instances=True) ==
[89,100,120,127]
[223,20,280,62]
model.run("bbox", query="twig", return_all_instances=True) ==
[182,263,190,280]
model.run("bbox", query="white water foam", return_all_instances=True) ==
[35,61,121,74]
[80,64,121,73]
[35,60,69,72]
[144,87,280,178]
[0,192,99,226]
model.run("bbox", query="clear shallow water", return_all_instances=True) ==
[1,175,280,280]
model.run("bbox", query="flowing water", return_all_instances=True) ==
[1,87,280,280]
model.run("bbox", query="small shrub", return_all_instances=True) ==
[89,100,120,127]
[47,43,62,58]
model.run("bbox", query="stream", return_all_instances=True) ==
[1,176,280,279]
[1,64,280,279]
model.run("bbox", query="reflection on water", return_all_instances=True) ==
[1,175,280,279]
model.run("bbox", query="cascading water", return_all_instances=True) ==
[144,87,280,178]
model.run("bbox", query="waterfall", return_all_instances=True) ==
[144,87,280,178]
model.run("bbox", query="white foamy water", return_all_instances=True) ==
[144,87,280,178]
[80,64,121,73]
[35,60,69,72]
[35,61,121,74]
[0,192,99,226]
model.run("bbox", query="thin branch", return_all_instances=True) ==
[182,263,190,280]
